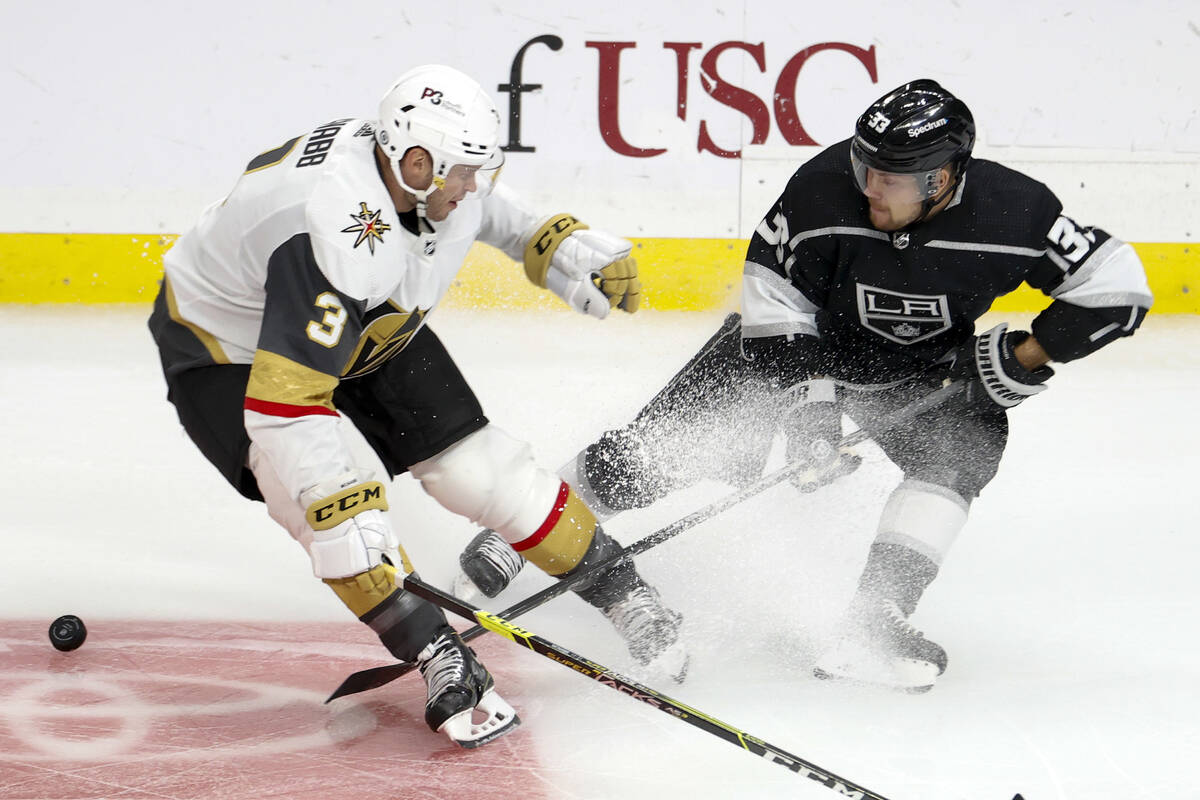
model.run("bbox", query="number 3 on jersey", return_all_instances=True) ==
[1046,215,1096,265]
[307,292,348,347]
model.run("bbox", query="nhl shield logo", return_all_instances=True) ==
[856,283,952,344]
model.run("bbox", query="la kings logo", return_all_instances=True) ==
[856,283,951,345]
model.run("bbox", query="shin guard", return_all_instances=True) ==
[508,482,641,610]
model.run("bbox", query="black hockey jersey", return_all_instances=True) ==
[741,138,1153,385]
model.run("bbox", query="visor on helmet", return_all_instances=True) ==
[850,138,945,201]
[433,148,505,199]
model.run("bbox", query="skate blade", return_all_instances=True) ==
[812,641,939,694]
[812,664,934,694]
[642,641,690,685]
[438,688,521,749]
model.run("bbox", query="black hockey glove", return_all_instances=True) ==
[948,322,1055,412]
[781,377,862,493]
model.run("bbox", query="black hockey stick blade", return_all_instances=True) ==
[323,454,820,703]
[324,450,832,704]
[324,379,964,703]
[326,660,416,701]
[402,573,897,800]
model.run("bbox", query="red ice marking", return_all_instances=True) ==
[0,620,549,800]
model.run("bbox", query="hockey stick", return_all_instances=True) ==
[402,573,896,799]
[325,379,963,703]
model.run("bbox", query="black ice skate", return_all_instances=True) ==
[455,530,688,682]
[417,630,520,747]
[812,598,947,693]
[454,529,524,599]
[603,584,689,683]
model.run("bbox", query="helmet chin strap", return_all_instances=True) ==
[911,196,940,226]
[391,159,435,228]
[911,166,963,226]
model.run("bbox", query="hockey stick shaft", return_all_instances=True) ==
[402,573,895,800]
[325,380,963,702]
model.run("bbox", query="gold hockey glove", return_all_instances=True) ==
[524,214,641,319]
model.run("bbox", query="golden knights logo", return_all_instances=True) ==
[341,303,427,378]
[856,283,951,344]
[341,202,391,254]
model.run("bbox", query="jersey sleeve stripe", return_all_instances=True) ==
[243,397,340,418]
[742,261,820,312]
[741,268,820,339]
[246,349,340,411]
[789,225,889,245]
[925,240,1046,258]
[1049,238,1154,309]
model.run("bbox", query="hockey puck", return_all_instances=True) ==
[49,615,87,651]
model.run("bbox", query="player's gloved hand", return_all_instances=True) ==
[947,322,1054,412]
[301,472,401,579]
[524,214,641,319]
[780,377,861,493]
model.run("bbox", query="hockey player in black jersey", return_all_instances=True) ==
[148,65,687,749]
[454,79,1153,692]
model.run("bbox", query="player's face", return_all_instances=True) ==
[425,164,479,222]
[861,168,927,231]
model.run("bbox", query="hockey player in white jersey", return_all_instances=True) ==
[455,79,1153,692]
[149,65,686,749]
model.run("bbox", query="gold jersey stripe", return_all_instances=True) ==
[163,276,230,364]
[246,349,339,411]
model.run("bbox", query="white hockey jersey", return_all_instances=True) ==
[154,117,542,502]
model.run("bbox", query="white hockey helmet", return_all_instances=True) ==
[376,65,504,204]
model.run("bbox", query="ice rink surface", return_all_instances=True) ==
[2,304,1198,800]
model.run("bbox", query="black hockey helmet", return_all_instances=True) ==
[850,79,975,200]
